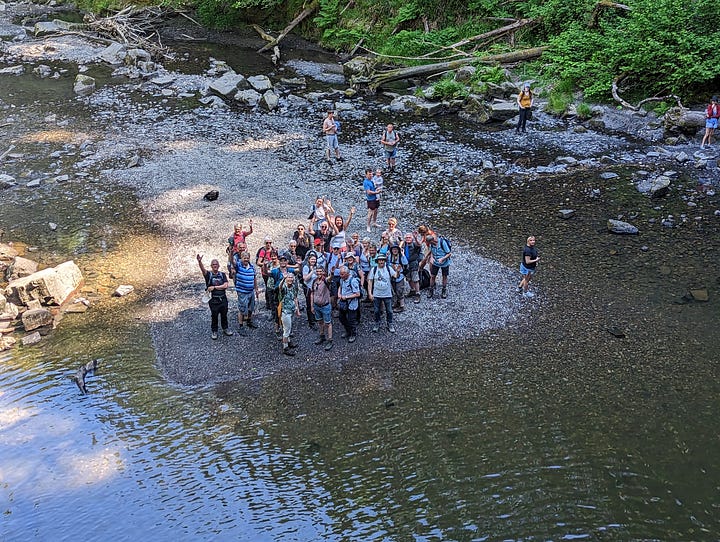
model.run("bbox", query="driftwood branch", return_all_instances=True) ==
[612,74,684,110]
[251,24,275,43]
[258,0,319,53]
[589,0,630,28]
[420,18,535,58]
[0,145,16,162]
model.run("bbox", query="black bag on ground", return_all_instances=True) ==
[419,268,431,290]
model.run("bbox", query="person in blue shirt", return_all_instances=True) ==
[363,168,380,232]
[422,234,452,299]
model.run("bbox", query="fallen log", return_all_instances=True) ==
[420,19,536,58]
[354,46,547,91]
[251,23,275,44]
[258,0,319,53]
[612,74,684,110]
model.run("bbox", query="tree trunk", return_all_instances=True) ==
[354,47,547,91]
[258,1,319,53]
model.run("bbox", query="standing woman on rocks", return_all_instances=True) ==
[701,96,719,149]
[197,254,233,339]
[516,83,534,133]
[518,236,540,298]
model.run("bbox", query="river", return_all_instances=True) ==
[1,22,719,542]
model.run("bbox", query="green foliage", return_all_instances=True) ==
[546,82,573,115]
[198,0,244,29]
[651,101,671,116]
[431,75,468,100]
[576,102,592,119]
[471,65,506,85]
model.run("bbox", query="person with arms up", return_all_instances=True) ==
[197,254,233,339]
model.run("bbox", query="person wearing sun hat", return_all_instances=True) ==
[702,96,719,149]
[515,82,534,134]
[367,253,397,333]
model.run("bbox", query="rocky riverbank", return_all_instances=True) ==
[1,2,718,386]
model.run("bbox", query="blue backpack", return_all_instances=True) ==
[439,236,451,253]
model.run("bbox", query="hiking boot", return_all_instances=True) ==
[246,320,258,329]
[223,329,234,336]
[283,347,296,356]
[395,305,405,312]
[348,335,356,343]
[324,340,333,351]
[211,332,218,340]
[388,325,396,333]
[523,291,535,298]
[237,325,246,336]
[441,288,448,299]
[288,341,299,349]
[428,287,435,299]
[336,156,346,162]
[516,286,523,294]
[413,295,421,304]
[313,335,326,345]
[372,325,379,333]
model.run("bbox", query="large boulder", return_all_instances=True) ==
[0,174,16,189]
[607,219,639,235]
[637,175,671,197]
[489,100,519,121]
[209,71,248,98]
[21,308,53,331]
[234,89,262,107]
[5,256,38,282]
[5,261,83,307]
[343,56,375,78]
[459,94,491,124]
[97,42,127,65]
[247,75,272,92]
[260,90,279,111]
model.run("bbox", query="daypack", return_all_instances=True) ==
[439,236,451,253]
[419,268,431,290]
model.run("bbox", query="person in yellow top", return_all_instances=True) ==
[516,83,534,133]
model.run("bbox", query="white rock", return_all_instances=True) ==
[113,285,134,297]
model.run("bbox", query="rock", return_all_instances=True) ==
[33,65,52,78]
[556,156,578,165]
[0,174,16,189]
[127,154,142,168]
[21,331,42,346]
[5,261,83,307]
[343,56,375,78]
[113,285,134,297]
[234,89,262,107]
[389,95,421,113]
[558,209,575,219]
[454,65,476,82]
[0,65,24,76]
[49,222,57,231]
[150,74,176,87]
[21,308,54,331]
[64,301,88,313]
[637,175,671,197]
[247,75,272,92]
[260,90,279,111]
[0,301,18,321]
[674,151,690,163]
[6,256,39,282]
[0,244,18,262]
[607,219,639,234]
[600,172,619,179]
[459,95,490,124]
[74,74,96,96]
[690,289,709,302]
[198,95,226,108]
[27,179,41,188]
[606,326,625,338]
[412,101,445,117]
[0,336,16,351]
[126,48,151,63]
[54,174,70,183]
[209,71,248,98]
[98,42,126,64]
[488,100,518,121]
[280,76,306,87]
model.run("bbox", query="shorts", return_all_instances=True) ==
[408,269,420,283]
[706,118,718,129]
[520,263,536,276]
[236,290,255,315]
[384,147,397,159]
[313,303,332,324]
[326,134,339,150]
[431,264,449,277]
[281,313,293,338]
[366,199,380,210]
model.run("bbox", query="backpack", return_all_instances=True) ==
[419,268,431,290]
[438,236,451,253]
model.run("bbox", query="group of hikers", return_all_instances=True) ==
[197,178,457,356]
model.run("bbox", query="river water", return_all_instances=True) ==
[1,32,719,542]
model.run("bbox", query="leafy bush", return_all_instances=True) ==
[546,83,573,115]
[471,65,506,85]
[576,102,592,119]
[198,0,245,28]
[431,75,468,100]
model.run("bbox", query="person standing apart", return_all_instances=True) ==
[197,254,233,339]
[518,236,540,298]
[363,168,380,232]
[516,83,533,134]
[380,124,400,170]
[701,96,719,149]
[323,110,343,162]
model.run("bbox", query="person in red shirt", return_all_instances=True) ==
[701,96,719,149]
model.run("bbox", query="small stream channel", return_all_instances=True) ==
[1,26,719,541]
